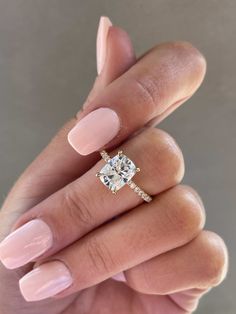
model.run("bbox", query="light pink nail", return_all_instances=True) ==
[96,16,112,75]
[0,219,52,269]
[112,272,126,282]
[68,107,120,155]
[19,261,73,301]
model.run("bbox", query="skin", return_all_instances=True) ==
[0,27,228,314]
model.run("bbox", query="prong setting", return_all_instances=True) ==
[97,150,152,202]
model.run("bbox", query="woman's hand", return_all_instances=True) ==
[0,18,228,314]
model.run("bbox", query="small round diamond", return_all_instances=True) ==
[129,182,136,189]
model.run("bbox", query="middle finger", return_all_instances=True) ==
[0,127,184,269]
[20,185,205,301]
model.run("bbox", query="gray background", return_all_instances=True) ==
[0,1,235,313]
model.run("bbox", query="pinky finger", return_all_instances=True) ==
[124,231,228,312]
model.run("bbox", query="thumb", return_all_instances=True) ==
[84,16,136,107]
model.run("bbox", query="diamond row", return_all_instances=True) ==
[100,150,111,163]
[127,180,152,203]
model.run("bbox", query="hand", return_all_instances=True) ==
[0,18,228,314]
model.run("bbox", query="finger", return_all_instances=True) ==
[125,231,228,312]
[0,127,184,268]
[126,230,228,293]
[18,185,205,301]
[83,280,188,314]
[0,24,135,225]
[68,41,206,156]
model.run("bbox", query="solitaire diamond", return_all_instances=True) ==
[98,152,137,193]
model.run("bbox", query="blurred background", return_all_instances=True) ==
[0,1,235,313]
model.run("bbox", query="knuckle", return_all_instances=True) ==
[63,183,94,228]
[199,231,228,287]
[132,76,160,115]
[174,41,207,83]
[152,41,206,92]
[85,236,117,274]
[128,41,206,120]
[165,185,205,241]
[151,128,185,183]
[139,128,185,185]
[163,41,207,71]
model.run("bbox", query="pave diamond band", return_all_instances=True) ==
[126,180,152,202]
[96,150,152,203]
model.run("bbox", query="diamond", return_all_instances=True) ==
[129,182,136,189]
[100,150,110,162]
[138,190,144,196]
[98,153,137,193]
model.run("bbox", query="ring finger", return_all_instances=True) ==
[0,127,184,269]
[19,185,205,301]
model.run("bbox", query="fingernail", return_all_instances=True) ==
[68,107,120,155]
[112,272,126,282]
[0,219,52,269]
[19,261,73,301]
[96,16,112,75]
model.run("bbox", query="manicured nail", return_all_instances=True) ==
[68,107,120,155]
[19,261,73,301]
[96,16,112,75]
[0,219,52,269]
[112,272,126,282]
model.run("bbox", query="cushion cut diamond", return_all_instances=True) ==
[99,153,137,193]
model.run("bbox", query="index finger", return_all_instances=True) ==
[68,41,206,155]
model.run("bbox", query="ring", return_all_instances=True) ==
[96,150,152,203]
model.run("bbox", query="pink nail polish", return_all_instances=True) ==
[19,261,73,301]
[68,107,120,155]
[0,219,52,269]
[112,272,126,282]
[96,16,112,75]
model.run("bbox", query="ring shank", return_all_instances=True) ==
[127,180,152,202]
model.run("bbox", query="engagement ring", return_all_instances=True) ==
[96,150,152,202]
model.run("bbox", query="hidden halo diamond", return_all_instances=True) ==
[96,150,152,203]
